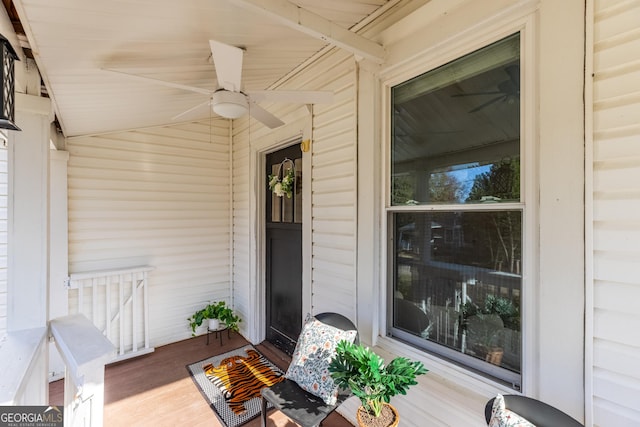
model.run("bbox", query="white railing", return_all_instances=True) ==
[66,266,155,362]
[50,314,115,427]
[0,327,48,406]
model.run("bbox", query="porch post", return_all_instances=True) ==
[7,92,53,332]
[49,149,70,379]
[356,59,381,345]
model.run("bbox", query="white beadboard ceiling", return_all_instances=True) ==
[11,0,406,137]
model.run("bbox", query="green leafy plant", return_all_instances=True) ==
[462,294,520,331]
[268,166,295,198]
[328,340,427,418]
[187,301,241,336]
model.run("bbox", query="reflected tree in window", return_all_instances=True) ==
[429,170,467,203]
[466,158,520,203]
[392,174,415,205]
[465,159,521,274]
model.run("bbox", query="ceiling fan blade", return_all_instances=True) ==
[452,91,503,97]
[468,95,506,113]
[171,99,212,121]
[209,40,243,92]
[248,103,285,129]
[102,68,212,95]
[247,90,334,105]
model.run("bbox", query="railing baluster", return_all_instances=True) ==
[143,270,150,350]
[106,277,111,339]
[92,277,97,325]
[118,274,124,356]
[131,273,138,353]
[78,281,84,315]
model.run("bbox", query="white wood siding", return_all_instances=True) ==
[592,0,640,425]
[0,145,6,336]
[67,120,231,347]
[231,120,251,330]
[309,54,358,319]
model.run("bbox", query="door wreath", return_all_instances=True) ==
[268,158,296,198]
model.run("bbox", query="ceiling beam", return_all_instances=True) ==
[228,0,385,64]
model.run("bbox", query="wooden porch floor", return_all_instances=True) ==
[49,333,353,427]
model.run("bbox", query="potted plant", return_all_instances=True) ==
[328,340,427,427]
[465,313,505,364]
[187,301,241,336]
[461,295,519,365]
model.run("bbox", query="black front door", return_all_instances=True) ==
[265,144,302,355]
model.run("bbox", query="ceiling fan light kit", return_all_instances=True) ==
[212,90,248,119]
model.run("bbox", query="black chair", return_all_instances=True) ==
[395,298,431,336]
[484,394,583,427]
[260,312,359,427]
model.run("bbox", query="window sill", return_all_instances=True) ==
[336,336,514,426]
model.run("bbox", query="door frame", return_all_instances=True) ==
[246,111,313,344]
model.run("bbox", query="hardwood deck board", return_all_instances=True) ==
[49,333,353,426]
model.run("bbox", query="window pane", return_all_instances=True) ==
[393,210,522,377]
[391,33,520,206]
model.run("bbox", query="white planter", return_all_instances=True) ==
[208,318,220,330]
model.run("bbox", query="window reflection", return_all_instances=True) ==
[389,33,523,386]
[391,34,520,206]
[394,211,522,373]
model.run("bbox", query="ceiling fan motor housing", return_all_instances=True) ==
[212,90,248,119]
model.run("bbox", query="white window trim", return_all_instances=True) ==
[377,13,539,395]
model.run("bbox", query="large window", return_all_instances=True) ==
[388,33,523,388]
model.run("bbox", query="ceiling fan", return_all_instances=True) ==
[104,40,333,128]
[452,65,520,113]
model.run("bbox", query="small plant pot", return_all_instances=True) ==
[356,403,399,427]
[208,318,220,330]
[485,347,504,365]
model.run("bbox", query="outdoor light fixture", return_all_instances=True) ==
[0,34,20,131]
[211,90,248,119]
